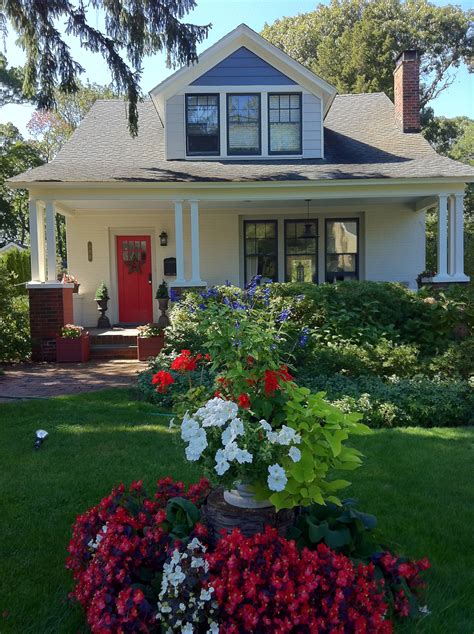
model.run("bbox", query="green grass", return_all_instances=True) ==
[0,389,473,633]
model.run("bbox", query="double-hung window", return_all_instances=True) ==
[325,219,359,282]
[285,220,318,282]
[244,221,278,284]
[268,93,302,154]
[227,94,261,155]
[185,94,220,156]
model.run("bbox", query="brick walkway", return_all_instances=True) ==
[0,360,146,402]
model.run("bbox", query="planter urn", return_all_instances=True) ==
[56,334,90,363]
[137,334,165,361]
[96,297,111,328]
[157,297,170,329]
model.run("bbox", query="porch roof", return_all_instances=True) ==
[10,93,474,186]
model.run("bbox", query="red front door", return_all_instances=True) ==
[117,235,153,324]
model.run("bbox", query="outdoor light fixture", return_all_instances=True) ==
[296,262,305,282]
[34,429,48,450]
[159,231,168,247]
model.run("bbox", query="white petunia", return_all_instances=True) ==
[235,448,253,464]
[181,415,200,442]
[259,419,272,432]
[267,464,288,492]
[181,624,194,634]
[288,446,301,463]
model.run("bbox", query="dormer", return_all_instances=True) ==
[150,24,336,161]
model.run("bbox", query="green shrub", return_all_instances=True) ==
[0,264,30,362]
[427,338,474,379]
[298,373,474,428]
[0,249,30,296]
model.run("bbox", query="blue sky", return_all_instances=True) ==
[1,0,473,136]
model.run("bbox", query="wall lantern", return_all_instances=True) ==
[296,262,305,282]
[159,231,168,247]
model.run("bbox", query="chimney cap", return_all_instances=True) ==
[395,50,421,67]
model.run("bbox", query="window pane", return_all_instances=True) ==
[326,221,358,254]
[228,95,260,154]
[186,94,219,155]
[286,256,316,283]
[269,95,279,108]
[326,254,357,273]
[269,94,301,154]
[245,221,277,284]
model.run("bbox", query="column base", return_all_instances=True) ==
[28,283,74,361]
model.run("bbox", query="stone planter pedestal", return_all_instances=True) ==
[203,487,294,543]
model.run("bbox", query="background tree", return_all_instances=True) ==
[262,0,472,107]
[0,53,27,106]
[0,0,210,135]
[0,123,43,246]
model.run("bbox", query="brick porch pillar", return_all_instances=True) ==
[28,283,74,361]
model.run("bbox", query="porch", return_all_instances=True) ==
[26,181,469,330]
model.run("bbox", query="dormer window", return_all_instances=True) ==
[227,94,261,155]
[185,94,220,156]
[268,93,302,155]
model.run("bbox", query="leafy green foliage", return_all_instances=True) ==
[268,386,370,510]
[262,0,472,107]
[94,282,109,300]
[300,374,474,428]
[164,497,201,540]
[0,247,30,295]
[1,1,210,136]
[0,123,43,246]
[0,263,30,362]
[288,498,379,556]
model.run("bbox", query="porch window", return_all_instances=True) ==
[268,93,302,154]
[227,94,261,155]
[325,219,359,282]
[285,219,318,282]
[185,94,220,155]
[244,220,277,284]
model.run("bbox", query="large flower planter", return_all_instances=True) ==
[56,335,90,363]
[137,334,164,361]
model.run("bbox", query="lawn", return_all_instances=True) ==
[0,389,473,633]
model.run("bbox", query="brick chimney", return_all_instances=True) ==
[393,50,421,133]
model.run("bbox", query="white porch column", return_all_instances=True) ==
[44,200,57,282]
[173,200,186,284]
[28,199,41,281]
[189,200,204,285]
[434,193,450,281]
[37,204,46,281]
[448,195,456,275]
[453,193,470,281]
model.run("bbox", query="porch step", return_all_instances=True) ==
[88,328,140,360]
[90,343,138,360]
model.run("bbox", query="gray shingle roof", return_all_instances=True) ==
[10,93,474,184]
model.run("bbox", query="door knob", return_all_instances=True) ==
[148,273,152,284]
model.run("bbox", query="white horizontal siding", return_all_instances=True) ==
[165,95,185,159]
[302,93,322,158]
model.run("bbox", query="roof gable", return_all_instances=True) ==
[150,24,336,119]
[190,46,296,86]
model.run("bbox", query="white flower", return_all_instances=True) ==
[181,414,200,442]
[185,428,208,461]
[181,623,193,634]
[259,419,272,432]
[288,446,301,463]
[267,464,288,492]
[234,448,253,464]
[208,623,219,634]
[215,457,230,475]
[200,588,214,601]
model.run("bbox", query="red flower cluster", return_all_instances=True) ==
[66,477,210,633]
[264,364,294,396]
[237,393,251,409]
[206,527,392,633]
[375,552,431,618]
[171,349,202,372]
[151,370,174,393]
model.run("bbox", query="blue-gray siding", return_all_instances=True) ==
[191,47,296,86]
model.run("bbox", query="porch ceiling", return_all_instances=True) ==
[58,194,435,214]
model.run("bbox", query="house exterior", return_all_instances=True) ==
[9,24,474,360]
[0,241,27,255]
